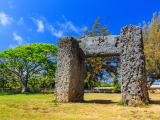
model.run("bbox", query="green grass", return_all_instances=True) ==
[0,93,160,120]
[117,99,126,106]
[32,106,39,110]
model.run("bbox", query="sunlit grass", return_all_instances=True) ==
[0,93,160,120]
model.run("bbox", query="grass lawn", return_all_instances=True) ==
[0,93,160,120]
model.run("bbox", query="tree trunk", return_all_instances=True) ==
[31,84,35,90]
[12,81,13,91]
[88,82,91,90]
[22,80,28,92]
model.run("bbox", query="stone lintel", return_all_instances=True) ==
[78,35,120,58]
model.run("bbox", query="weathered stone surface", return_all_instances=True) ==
[54,24,149,106]
[54,37,85,102]
[78,35,120,58]
[120,24,149,106]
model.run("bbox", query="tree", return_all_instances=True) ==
[0,61,13,88]
[142,11,160,86]
[28,74,40,90]
[80,17,120,89]
[0,43,57,92]
[28,55,57,91]
[112,75,121,90]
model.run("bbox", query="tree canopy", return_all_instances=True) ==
[0,43,57,92]
[142,11,160,86]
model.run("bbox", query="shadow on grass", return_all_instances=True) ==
[52,99,117,105]
[84,92,121,94]
[0,92,121,96]
[0,92,54,96]
[80,100,117,104]
[21,92,54,95]
[149,100,160,105]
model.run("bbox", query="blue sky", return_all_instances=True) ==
[0,0,160,52]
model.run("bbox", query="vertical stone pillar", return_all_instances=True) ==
[54,37,85,102]
[120,25,149,106]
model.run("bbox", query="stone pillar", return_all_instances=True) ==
[54,37,85,102]
[120,25,149,106]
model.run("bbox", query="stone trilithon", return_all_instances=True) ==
[120,25,149,106]
[54,24,149,106]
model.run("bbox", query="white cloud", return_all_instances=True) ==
[52,31,63,37]
[47,24,63,37]
[61,15,85,34]
[46,15,86,38]
[9,33,28,48]
[9,44,17,48]
[67,21,79,33]
[0,12,13,26]
[40,16,46,20]
[8,2,13,8]
[62,15,67,21]
[57,21,80,34]
[30,17,44,32]
[27,37,31,40]
[18,17,24,25]
[28,28,32,31]
[13,32,23,45]
[36,21,44,32]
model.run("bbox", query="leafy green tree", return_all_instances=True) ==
[28,56,57,91]
[112,76,121,90]
[0,43,57,92]
[28,74,40,90]
[142,11,160,86]
[40,58,57,89]
[80,16,119,89]
[0,62,13,88]
[7,72,20,89]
